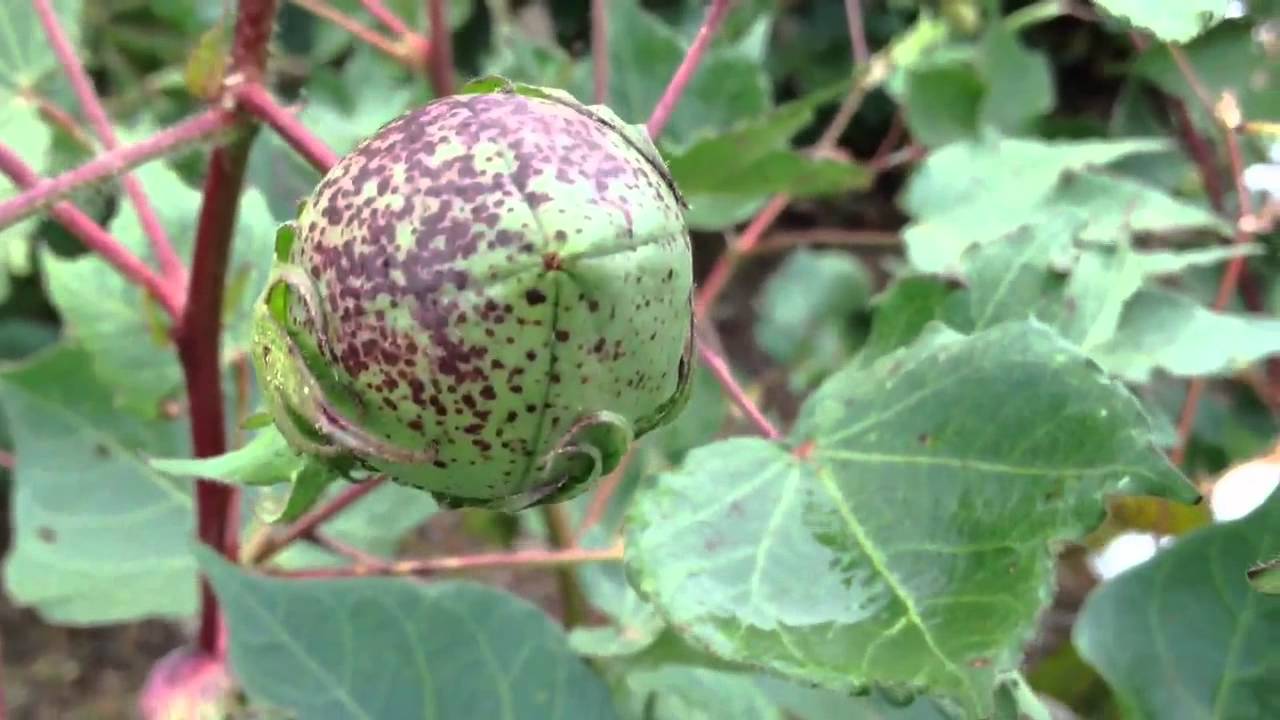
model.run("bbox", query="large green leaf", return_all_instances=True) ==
[899,136,1226,273]
[1093,288,1280,383]
[0,0,82,96]
[0,344,195,624]
[624,321,1196,716]
[975,23,1053,134]
[1094,0,1226,43]
[199,548,618,719]
[42,161,275,414]
[1074,487,1280,719]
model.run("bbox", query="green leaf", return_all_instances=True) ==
[0,0,82,96]
[615,666,784,720]
[1074,487,1280,719]
[856,276,959,365]
[754,249,872,365]
[899,136,1224,273]
[150,425,300,487]
[624,321,1196,716]
[198,548,619,720]
[0,344,195,624]
[901,61,985,147]
[1249,557,1280,595]
[756,674,953,719]
[597,0,769,149]
[975,23,1054,133]
[42,161,275,414]
[1094,0,1226,43]
[1093,288,1280,383]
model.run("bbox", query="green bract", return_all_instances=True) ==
[249,78,694,511]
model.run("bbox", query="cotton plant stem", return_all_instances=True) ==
[425,0,455,96]
[0,143,183,319]
[646,0,732,139]
[178,0,279,659]
[1164,47,1260,467]
[0,108,234,232]
[591,0,610,104]
[541,504,589,627]
[33,0,188,287]
[249,477,389,564]
[361,0,413,37]
[288,0,419,67]
[236,83,340,170]
[273,542,625,579]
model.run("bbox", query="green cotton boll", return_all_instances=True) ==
[250,77,694,512]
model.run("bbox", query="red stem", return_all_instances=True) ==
[0,109,234,232]
[845,0,870,66]
[1166,48,1259,467]
[646,0,732,139]
[425,0,455,96]
[236,84,339,170]
[695,194,789,316]
[0,143,183,318]
[361,0,412,37]
[697,342,780,439]
[290,0,417,67]
[179,0,280,659]
[274,542,624,579]
[591,0,609,104]
[33,0,188,287]
[250,477,388,564]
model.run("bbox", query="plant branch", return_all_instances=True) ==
[694,54,889,315]
[844,0,870,66]
[747,228,900,256]
[236,83,340,170]
[0,109,234,233]
[34,0,188,287]
[425,0,455,96]
[0,144,184,319]
[1166,47,1260,467]
[540,504,589,627]
[288,0,420,68]
[272,542,624,579]
[591,0,609,104]
[308,531,388,566]
[178,0,280,659]
[361,0,412,37]
[646,0,732,139]
[697,340,780,439]
[20,88,94,149]
[248,477,388,564]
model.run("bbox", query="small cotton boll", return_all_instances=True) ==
[1210,460,1280,522]
[1088,532,1160,580]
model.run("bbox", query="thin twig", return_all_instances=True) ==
[591,0,609,104]
[236,83,340,171]
[747,228,900,256]
[34,0,188,286]
[844,0,870,66]
[0,109,234,232]
[307,531,389,566]
[21,88,94,149]
[425,0,455,96]
[646,0,732,139]
[249,477,389,564]
[361,0,412,37]
[288,0,418,68]
[541,504,589,626]
[272,542,625,579]
[1166,48,1259,467]
[0,144,184,319]
[697,341,780,439]
[694,54,889,315]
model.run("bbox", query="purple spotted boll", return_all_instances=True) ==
[250,79,693,511]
